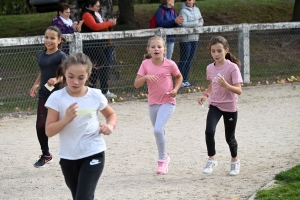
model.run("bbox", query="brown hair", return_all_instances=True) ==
[144,36,166,59]
[57,3,70,15]
[208,36,241,68]
[45,26,67,49]
[56,53,93,88]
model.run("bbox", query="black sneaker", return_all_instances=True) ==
[34,154,53,168]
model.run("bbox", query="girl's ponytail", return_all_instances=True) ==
[225,52,241,69]
[56,65,66,88]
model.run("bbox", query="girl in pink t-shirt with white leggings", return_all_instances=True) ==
[134,36,183,175]
[198,36,243,176]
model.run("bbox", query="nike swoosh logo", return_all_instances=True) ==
[90,159,101,165]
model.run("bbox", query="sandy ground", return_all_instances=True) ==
[0,83,300,200]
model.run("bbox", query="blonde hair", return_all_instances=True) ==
[144,36,166,59]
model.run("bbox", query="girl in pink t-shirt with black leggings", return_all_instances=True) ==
[134,36,183,175]
[198,36,243,176]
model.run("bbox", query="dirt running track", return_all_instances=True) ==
[0,83,299,200]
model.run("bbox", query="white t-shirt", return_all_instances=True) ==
[45,87,108,160]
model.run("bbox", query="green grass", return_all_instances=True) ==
[0,0,294,38]
[255,165,300,200]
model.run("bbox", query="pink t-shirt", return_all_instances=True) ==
[206,60,243,112]
[137,58,180,105]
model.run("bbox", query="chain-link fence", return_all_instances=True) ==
[1,23,300,114]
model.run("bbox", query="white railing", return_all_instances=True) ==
[1,22,300,83]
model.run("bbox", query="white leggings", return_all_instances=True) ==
[149,103,175,161]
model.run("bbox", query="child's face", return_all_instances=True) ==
[65,64,89,94]
[147,39,166,59]
[44,30,61,52]
[210,43,229,64]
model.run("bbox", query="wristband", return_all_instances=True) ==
[108,123,116,130]
[203,91,210,98]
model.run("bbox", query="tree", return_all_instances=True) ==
[117,0,136,30]
[99,0,113,21]
[293,0,300,21]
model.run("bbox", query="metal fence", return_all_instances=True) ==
[1,22,300,114]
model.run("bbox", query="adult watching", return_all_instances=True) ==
[80,0,117,99]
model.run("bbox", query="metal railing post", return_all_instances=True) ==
[238,24,250,83]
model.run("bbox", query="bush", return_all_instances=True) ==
[0,0,34,15]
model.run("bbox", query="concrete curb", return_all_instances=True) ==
[248,180,276,200]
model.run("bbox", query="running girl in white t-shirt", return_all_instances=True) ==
[134,36,183,175]
[198,36,243,176]
[45,53,117,199]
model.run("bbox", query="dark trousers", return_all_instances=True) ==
[205,105,238,158]
[83,40,114,94]
[60,152,105,200]
[178,41,199,82]
[36,98,49,151]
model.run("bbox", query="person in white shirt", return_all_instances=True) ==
[45,53,117,200]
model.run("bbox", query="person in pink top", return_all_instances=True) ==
[198,36,243,176]
[134,36,183,175]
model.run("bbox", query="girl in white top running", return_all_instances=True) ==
[45,53,117,200]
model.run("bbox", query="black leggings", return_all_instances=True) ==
[60,152,105,200]
[36,98,49,151]
[205,105,238,158]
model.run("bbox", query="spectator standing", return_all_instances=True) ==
[80,0,117,99]
[178,0,204,88]
[156,0,184,60]
[52,3,82,34]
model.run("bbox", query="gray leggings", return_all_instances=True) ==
[149,103,175,161]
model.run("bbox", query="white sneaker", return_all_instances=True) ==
[202,159,218,174]
[104,90,117,99]
[229,159,240,176]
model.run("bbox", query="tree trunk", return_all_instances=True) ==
[293,0,300,21]
[59,0,80,22]
[117,0,136,30]
[100,0,113,21]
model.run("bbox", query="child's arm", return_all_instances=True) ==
[198,81,212,105]
[168,73,183,97]
[134,74,159,88]
[216,75,242,95]
[46,102,78,137]
[99,105,117,135]
[30,74,41,97]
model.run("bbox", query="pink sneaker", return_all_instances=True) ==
[156,155,170,174]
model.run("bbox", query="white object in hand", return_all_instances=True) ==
[166,92,170,94]
[44,83,55,91]
[201,104,204,109]
[217,73,222,77]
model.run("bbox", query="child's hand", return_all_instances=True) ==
[30,85,39,97]
[215,75,228,88]
[47,78,57,86]
[99,123,114,135]
[144,75,159,82]
[167,89,177,97]
[64,102,78,123]
[198,96,207,105]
